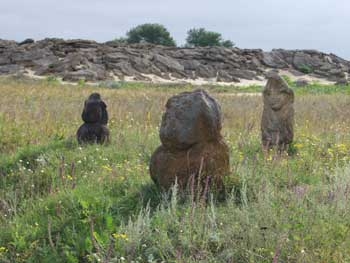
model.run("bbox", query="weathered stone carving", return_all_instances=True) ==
[81,93,108,125]
[77,93,109,144]
[261,72,294,151]
[150,89,229,194]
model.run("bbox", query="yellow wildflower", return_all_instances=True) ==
[238,152,244,161]
[294,143,304,149]
[336,144,347,153]
[0,246,8,255]
[102,165,113,172]
[113,233,129,241]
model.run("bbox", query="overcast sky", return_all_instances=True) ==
[1,0,349,59]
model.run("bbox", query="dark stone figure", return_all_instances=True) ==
[77,93,109,144]
[261,72,294,151]
[81,93,108,125]
[77,123,109,144]
[150,89,230,195]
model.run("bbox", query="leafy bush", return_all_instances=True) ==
[220,39,235,48]
[126,23,176,46]
[299,64,313,74]
[45,76,59,85]
[107,37,128,45]
[281,75,294,86]
[186,28,234,48]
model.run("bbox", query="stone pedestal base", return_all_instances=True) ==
[150,140,229,192]
[76,123,109,145]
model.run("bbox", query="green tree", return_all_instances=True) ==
[186,28,234,48]
[221,39,235,48]
[105,37,128,46]
[126,23,176,46]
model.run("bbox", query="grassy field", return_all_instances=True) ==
[1,77,350,262]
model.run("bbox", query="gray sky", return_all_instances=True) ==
[1,0,349,59]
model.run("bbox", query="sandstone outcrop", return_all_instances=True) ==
[0,38,349,83]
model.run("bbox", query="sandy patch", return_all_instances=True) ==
[112,73,266,86]
[278,70,335,85]
[21,68,336,87]
[220,92,261,97]
[116,71,335,86]
[24,69,46,80]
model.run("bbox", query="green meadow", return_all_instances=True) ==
[1,77,350,262]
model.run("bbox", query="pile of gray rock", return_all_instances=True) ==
[0,38,349,83]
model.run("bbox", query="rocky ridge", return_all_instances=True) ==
[0,38,349,84]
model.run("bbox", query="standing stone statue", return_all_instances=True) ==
[77,93,110,144]
[81,93,108,125]
[261,72,294,151]
[150,89,230,195]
